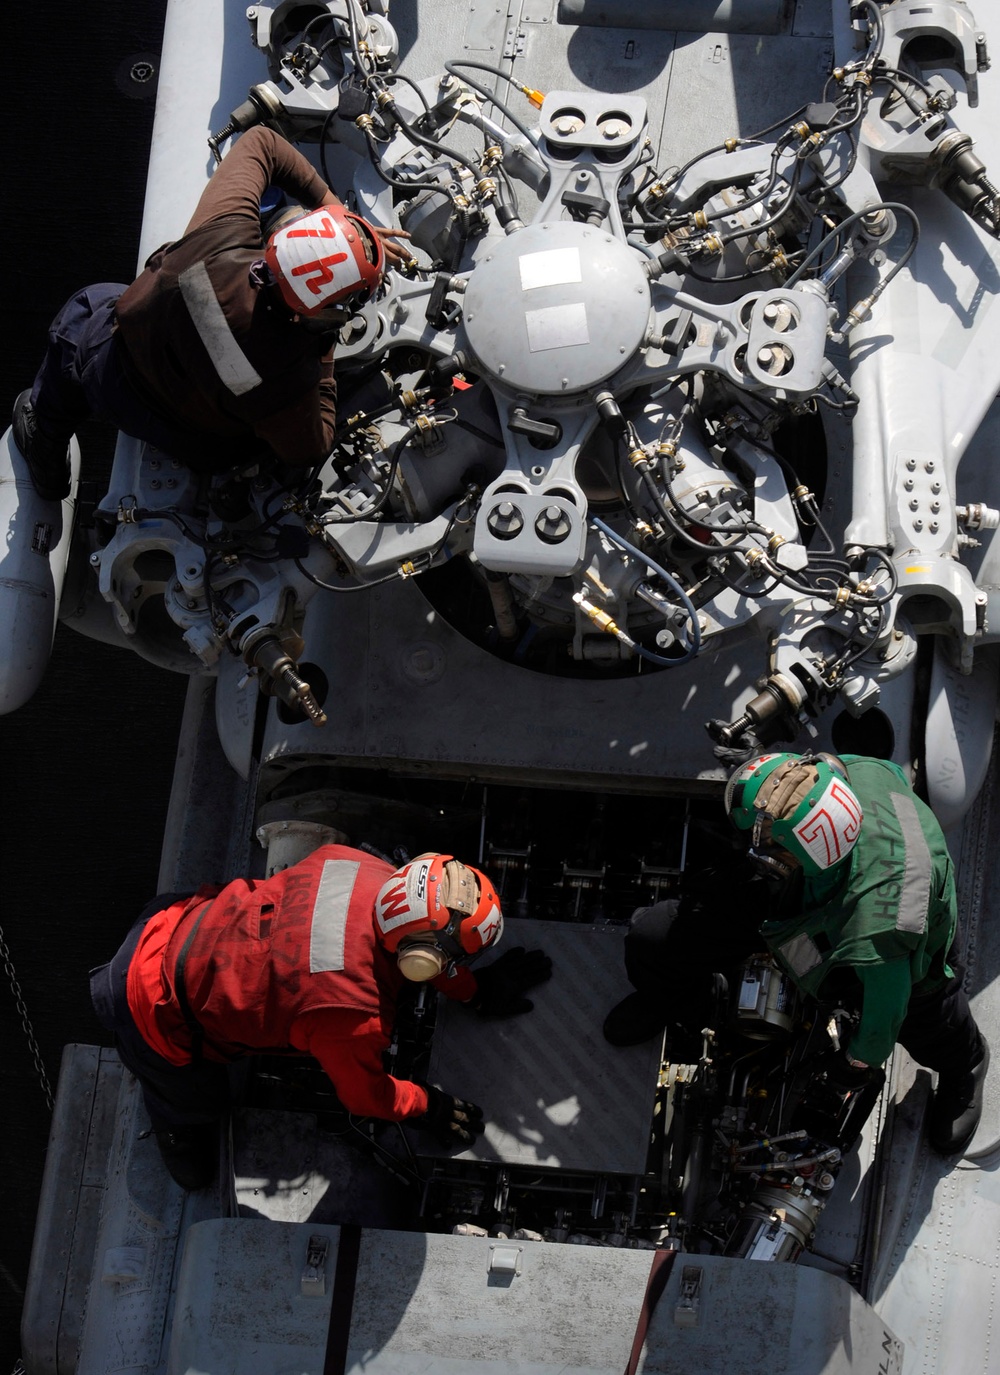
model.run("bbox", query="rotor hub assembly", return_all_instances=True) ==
[462,221,651,396]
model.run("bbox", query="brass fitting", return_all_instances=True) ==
[724,137,739,153]
[693,210,709,230]
[573,591,623,638]
[356,113,375,132]
[834,585,853,607]
[628,446,650,469]
[769,245,790,272]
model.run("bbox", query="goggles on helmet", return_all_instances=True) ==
[725,752,863,878]
[263,203,385,316]
[374,854,504,967]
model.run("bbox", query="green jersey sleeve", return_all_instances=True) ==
[851,959,913,1065]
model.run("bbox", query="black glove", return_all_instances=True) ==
[420,1086,485,1146]
[822,1049,882,1091]
[706,723,764,769]
[473,947,553,1018]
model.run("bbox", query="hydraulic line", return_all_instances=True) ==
[589,516,702,663]
[442,59,541,144]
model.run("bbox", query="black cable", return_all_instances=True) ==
[717,157,805,246]
[814,389,859,412]
[343,0,375,79]
[873,72,927,118]
[642,103,812,216]
[377,88,483,179]
[385,70,432,116]
[294,558,410,592]
[362,130,446,193]
[858,0,885,63]
[318,422,420,526]
[784,200,919,288]
[702,135,795,225]
[496,162,522,221]
[319,106,337,190]
[442,59,537,144]
[301,12,332,38]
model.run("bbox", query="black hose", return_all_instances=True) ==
[442,59,538,144]
[784,200,919,288]
[320,422,421,526]
[362,129,447,193]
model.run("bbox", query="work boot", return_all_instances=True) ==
[11,390,72,501]
[927,1035,990,1155]
[603,992,669,1047]
[153,1124,218,1190]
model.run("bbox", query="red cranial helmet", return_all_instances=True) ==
[264,203,385,315]
[374,853,504,981]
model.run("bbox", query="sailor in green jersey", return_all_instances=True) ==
[726,751,988,1155]
[602,752,988,1156]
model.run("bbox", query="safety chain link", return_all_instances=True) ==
[0,919,54,1112]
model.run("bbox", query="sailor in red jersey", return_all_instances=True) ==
[90,846,551,1188]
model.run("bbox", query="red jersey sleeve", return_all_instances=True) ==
[431,963,478,1002]
[289,1007,429,1120]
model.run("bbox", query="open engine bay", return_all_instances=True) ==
[240,777,886,1280]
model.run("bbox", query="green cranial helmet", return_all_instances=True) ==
[724,752,864,878]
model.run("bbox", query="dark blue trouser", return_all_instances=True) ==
[30,284,237,471]
[90,894,230,1131]
[624,900,982,1078]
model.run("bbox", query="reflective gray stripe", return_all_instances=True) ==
[890,792,931,935]
[309,860,360,973]
[178,261,263,396]
[777,933,824,979]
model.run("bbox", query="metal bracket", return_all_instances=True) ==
[301,1233,330,1296]
[488,1243,523,1276]
[674,1264,703,1327]
[503,24,527,58]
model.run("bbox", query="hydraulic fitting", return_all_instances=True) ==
[706,671,807,748]
[243,633,327,727]
[572,591,635,648]
[957,502,1000,531]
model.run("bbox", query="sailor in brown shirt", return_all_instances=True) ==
[12,126,408,500]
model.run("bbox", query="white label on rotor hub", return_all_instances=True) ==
[519,246,582,291]
[525,302,590,352]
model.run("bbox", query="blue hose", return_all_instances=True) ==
[591,516,702,666]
